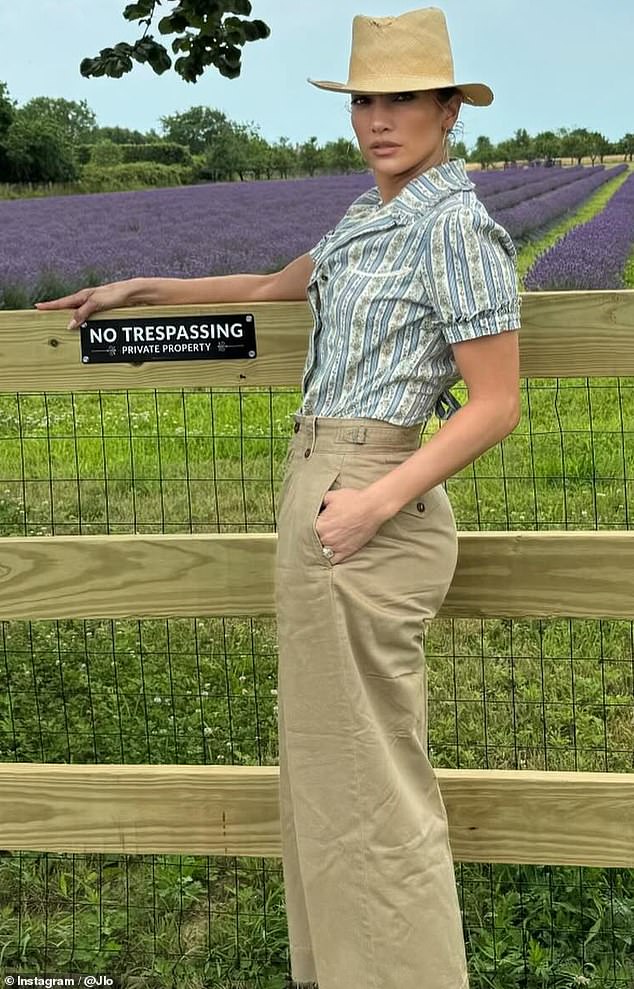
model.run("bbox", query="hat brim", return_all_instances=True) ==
[307,78,494,106]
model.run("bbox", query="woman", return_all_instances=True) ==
[36,9,522,987]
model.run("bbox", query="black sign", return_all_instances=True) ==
[79,313,257,364]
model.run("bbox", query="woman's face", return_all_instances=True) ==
[349,90,461,179]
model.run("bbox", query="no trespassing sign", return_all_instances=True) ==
[79,314,257,364]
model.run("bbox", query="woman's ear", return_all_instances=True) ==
[445,98,461,131]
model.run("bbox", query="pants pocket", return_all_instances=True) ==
[310,467,342,566]
[396,482,446,520]
[364,451,447,522]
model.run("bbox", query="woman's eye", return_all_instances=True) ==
[351,93,412,106]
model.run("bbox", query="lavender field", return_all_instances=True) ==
[0,172,391,298]
[0,160,633,305]
[525,170,634,289]
[477,162,628,240]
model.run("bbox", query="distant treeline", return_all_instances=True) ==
[0,82,633,194]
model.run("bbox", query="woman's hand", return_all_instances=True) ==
[34,279,138,330]
[314,487,383,564]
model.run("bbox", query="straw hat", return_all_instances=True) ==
[307,6,494,107]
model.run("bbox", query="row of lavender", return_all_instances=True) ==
[525,171,634,290]
[474,164,591,209]
[485,163,628,240]
[0,162,630,300]
[472,165,587,195]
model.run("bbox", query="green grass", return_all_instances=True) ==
[0,178,633,987]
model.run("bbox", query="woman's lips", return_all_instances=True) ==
[371,145,400,155]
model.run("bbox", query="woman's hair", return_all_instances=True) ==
[435,85,461,103]
[433,86,464,151]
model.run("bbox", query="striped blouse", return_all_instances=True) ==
[297,157,522,427]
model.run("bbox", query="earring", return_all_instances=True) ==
[441,128,450,163]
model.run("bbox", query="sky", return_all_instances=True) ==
[0,0,631,149]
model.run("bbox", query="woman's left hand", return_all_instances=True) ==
[314,487,383,563]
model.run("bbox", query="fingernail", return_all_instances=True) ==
[67,319,76,330]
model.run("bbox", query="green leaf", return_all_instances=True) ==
[217,58,241,80]
[245,19,270,41]
[112,42,135,56]
[123,0,156,21]
[171,36,192,53]
[158,14,178,35]
[193,0,229,15]
[169,13,191,32]
[221,44,241,67]
[253,18,271,38]
[226,0,252,15]
[223,18,247,45]
[146,46,172,74]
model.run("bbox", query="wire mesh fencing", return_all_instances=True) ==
[0,379,633,988]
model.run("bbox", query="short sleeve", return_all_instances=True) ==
[421,205,522,345]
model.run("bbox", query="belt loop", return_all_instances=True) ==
[342,425,367,444]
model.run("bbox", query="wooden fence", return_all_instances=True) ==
[0,289,633,868]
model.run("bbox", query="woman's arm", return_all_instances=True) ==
[35,252,316,328]
[128,252,315,306]
[360,330,521,523]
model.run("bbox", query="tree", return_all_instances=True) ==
[92,125,160,144]
[160,105,231,153]
[617,133,634,162]
[559,127,601,165]
[298,137,320,177]
[228,124,254,182]
[506,127,532,163]
[3,117,78,182]
[533,130,560,163]
[493,140,516,167]
[16,97,97,144]
[269,137,296,180]
[472,135,496,170]
[199,120,253,181]
[80,0,270,85]
[0,81,18,179]
[587,130,610,165]
[451,139,469,161]
[0,82,17,139]
[246,132,273,180]
[323,138,362,175]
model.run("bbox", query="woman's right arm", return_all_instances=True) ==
[135,251,315,305]
[35,253,315,328]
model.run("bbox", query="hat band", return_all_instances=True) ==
[343,74,457,92]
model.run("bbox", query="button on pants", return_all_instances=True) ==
[274,414,468,989]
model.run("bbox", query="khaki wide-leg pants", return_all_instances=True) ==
[274,413,468,989]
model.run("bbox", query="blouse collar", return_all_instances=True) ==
[347,157,476,219]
